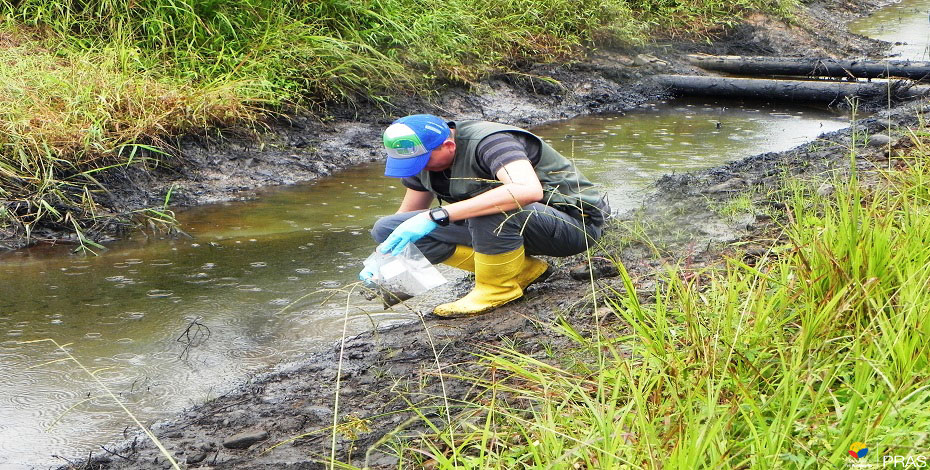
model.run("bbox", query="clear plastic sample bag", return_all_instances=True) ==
[362,244,447,302]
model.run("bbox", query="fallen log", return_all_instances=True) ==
[687,55,930,81]
[656,75,930,104]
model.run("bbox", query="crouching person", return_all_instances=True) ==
[361,114,609,317]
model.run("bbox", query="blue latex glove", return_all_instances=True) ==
[378,213,438,256]
[358,266,377,285]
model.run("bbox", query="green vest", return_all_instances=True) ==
[414,120,609,226]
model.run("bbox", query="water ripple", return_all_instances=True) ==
[226,345,279,362]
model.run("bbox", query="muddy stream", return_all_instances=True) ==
[849,0,930,61]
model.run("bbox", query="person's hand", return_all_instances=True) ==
[378,213,438,256]
[358,266,377,285]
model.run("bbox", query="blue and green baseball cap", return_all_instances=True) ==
[382,114,450,177]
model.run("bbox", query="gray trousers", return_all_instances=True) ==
[371,203,603,264]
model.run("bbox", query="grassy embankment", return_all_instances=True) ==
[0,0,797,246]
[380,133,930,467]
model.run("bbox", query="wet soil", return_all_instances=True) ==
[48,0,925,468]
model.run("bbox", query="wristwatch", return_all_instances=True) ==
[428,207,451,226]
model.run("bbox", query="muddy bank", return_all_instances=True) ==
[52,0,916,468]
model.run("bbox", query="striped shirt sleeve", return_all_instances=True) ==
[475,132,532,176]
[401,175,427,192]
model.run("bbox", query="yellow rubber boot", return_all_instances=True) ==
[442,245,549,290]
[441,245,475,271]
[517,256,550,289]
[433,247,531,317]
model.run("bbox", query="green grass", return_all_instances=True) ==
[0,25,249,244]
[0,0,799,244]
[379,139,930,468]
[710,193,761,218]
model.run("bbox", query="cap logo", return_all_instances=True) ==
[423,122,446,134]
[383,123,427,159]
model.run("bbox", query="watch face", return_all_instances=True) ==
[430,207,449,225]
